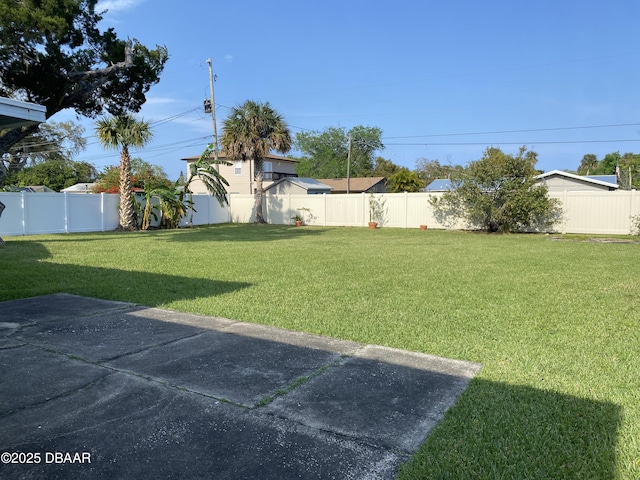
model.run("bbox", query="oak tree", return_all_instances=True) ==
[0,0,168,164]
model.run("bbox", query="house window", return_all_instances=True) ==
[234,161,242,175]
[263,161,273,173]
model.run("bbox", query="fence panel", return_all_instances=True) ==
[67,193,118,232]
[0,193,25,236]
[184,194,232,227]
[552,190,638,235]
[228,195,256,223]
[0,192,118,236]
[24,193,67,234]
[325,194,366,226]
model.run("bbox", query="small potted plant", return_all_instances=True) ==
[292,214,303,226]
[368,193,386,229]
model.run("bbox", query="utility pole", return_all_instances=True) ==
[347,134,352,194]
[206,58,220,167]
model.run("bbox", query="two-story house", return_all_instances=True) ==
[181,152,298,194]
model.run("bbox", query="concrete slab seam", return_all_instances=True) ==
[0,371,114,419]
[253,356,351,409]
[92,329,211,364]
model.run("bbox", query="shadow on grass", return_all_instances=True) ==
[398,378,621,479]
[0,240,252,305]
[159,223,330,243]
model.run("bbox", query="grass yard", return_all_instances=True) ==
[1,224,638,479]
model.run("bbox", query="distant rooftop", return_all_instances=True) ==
[316,177,386,193]
[424,179,452,191]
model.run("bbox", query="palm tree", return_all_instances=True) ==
[180,143,231,226]
[95,114,153,230]
[220,100,292,223]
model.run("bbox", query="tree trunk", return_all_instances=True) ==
[254,159,266,223]
[0,201,5,246]
[0,124,41,158]
[119,147,135,230]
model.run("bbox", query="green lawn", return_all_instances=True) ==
[1,224,638,479]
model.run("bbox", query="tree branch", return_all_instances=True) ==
[68,39,133,80]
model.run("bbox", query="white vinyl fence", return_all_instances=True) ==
[1,190,639,236]
[244,191,640,235]
[0,192,120,236]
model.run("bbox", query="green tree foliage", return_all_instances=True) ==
[1,121,87,185]
[220,100,291,223]
[94,158,170,193]
[0,0,168,158]
[386,169,424,192]
[372,156,402,178]
[618,152,640,190]
[430,146,562,233]
[294,126,383,179]
[95,114,153,230]
[415,158,464,187]
[599,152,621,176]
[577,154,599,175]
[14,158,96,191]
[576,151,640,189]
[184,144,230,206]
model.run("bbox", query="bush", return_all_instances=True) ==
[430,146,562,233]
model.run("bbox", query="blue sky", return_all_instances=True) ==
[57,0,640,181]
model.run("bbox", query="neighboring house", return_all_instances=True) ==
[61,183,97,194]
[316,177,387,194]
[535,170,618,192]
[181,152,298,194]
[425,171,619,193]
[264,177,332,195]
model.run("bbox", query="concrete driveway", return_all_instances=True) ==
[0,294,481,479]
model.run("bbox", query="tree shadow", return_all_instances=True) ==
[399,378,621,478]
[0,241,252,305]
[159,223,330,243]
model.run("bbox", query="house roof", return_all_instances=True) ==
[264,177,332,192]
[316,177,386,193]
[181,151,297,163]
[424,179,453,191]
[584,174,618,185]
[536,170,619,189]
[8,185,56,193]
[426,171,620,192]
[61,183,97,193]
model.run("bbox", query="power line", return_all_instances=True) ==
[382,122,640,140]
[384,139,640,146]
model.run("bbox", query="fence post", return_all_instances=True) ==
[63,192,69,233]
[323,193,327,226]
[631,189,637,233]
[100,193,105,232]
[404,191,409,228]
[562,190,568,234]
[362,192,366,227]
[21,191,26,235]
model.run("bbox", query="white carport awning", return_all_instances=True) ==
[0,97,46,130]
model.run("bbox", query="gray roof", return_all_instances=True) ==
[424,179,452,191]
[61,183,97,193]
[427,171,619,192]
[264,177,332,192]
[584,175,618,185]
